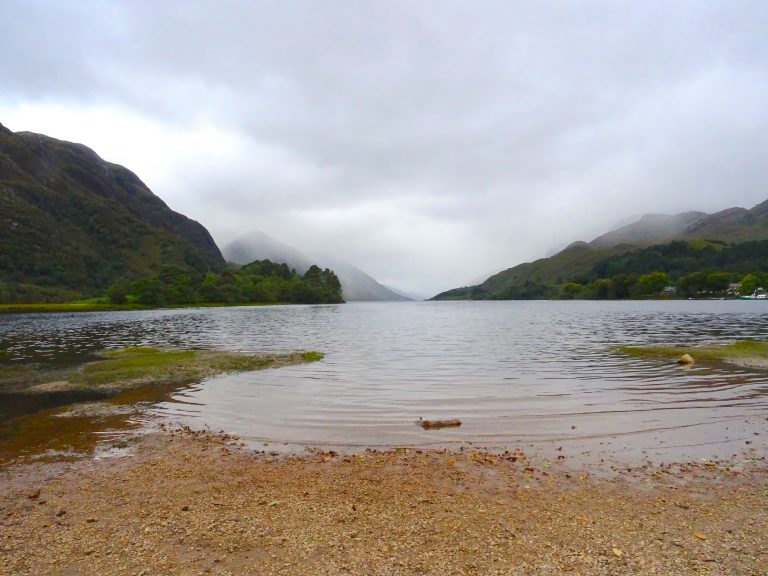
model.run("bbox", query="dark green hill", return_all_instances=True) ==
[433,198,768,300]
[433,242,632,300]
[591,240,768,280]
[0,122,225,302]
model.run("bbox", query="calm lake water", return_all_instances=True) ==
[1,300,767,463]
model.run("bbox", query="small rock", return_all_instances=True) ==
[677,354,694,365]
[181,505,190,512]
[56,509,67,517]
[416,418,462,430]
[27,489,41,500]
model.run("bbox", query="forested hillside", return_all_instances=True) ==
[434,239,768,300]
[0,123,225,303]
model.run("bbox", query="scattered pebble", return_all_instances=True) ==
[0,428,764,575]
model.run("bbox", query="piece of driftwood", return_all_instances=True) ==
[417,417,462,430]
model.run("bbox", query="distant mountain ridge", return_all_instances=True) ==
[590,201,768,248]
[0,122,224,301]
[589,212,706,248]
[223,231,411,302]
[433,198,768,300]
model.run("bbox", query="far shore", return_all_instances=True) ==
[1,297,765,314]
[0,301,301,314]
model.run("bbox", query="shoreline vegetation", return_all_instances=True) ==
[2,428,765,575]
[0,259,344,309]
[1,346,324,398]
[0,300,314,314]
[615,340,768,370]
[1,295,766,315]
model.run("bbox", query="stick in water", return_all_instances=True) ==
[417,417,462,429]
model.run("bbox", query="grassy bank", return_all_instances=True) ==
[1,346,324,397]
[0,301,287,314]
[0,302,142,313]
[615,340,768,368]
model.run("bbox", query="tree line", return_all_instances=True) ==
[106,260,344,306]
[559,270,766,300]
[561,240,768,299]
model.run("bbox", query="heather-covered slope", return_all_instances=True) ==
[0,122,224,301]
[591,201,768,248]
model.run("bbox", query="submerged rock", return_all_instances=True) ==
[677,353,695,365]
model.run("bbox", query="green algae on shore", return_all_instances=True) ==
[615,340,768,369]
[1,346,324,396]
[0,302,136,314]
[0,347,325,464]
[0,301,316,314]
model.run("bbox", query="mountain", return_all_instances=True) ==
[589,201,768,248]
[589,212,706,248]
[223,231,411,301]
[432,198,768,300]
[0,122,224,301]
[682,200,768,243]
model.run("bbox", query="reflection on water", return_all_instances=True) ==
[1,300,767,463]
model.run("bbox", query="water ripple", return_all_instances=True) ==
[1,300,767,457]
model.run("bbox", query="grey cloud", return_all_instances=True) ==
[2,1,767,294]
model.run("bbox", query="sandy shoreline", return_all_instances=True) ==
[1,428,765,575]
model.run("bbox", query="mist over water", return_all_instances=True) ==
[2,301,767,463]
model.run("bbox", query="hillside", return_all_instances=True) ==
[433,198,768,300]
[223,231,411,302]
[0,123,224,302]
[433,242,632,300]
[589,212,705,248]
[590,201,768,248]
[682,200,768,243]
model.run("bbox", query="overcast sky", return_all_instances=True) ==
[2,1,767,296]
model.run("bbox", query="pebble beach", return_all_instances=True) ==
[1,427,765,576]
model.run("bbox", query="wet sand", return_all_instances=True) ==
[1,428,766,576]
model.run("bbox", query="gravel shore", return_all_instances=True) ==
[1,428,766,576]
